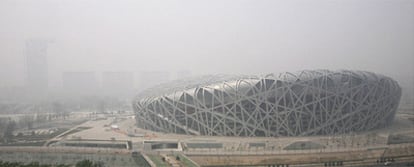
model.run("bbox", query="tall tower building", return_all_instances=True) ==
[25,39,49,92]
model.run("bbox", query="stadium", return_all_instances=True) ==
[133,70,401,137]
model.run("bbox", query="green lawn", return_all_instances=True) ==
[147,155,169,167]
[175,154,198,167]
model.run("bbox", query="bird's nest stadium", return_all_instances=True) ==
[133,70,401,137]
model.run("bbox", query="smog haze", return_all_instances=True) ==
[0,0,413,94]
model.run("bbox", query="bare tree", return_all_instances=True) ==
[21,114,35,129]
[3,120,16,143]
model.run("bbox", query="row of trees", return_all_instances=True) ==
[0,120,15,143]
[0,96,130,115]
[0,114,63,144]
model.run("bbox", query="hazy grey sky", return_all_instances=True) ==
[0,0,413,87]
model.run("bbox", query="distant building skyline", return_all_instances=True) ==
[62,71,98,96]
[59,70,173,98]
[102,71,134,98]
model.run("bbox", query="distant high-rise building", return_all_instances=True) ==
[102,72,134,98]
[25,39,49,91]
[62,72,99,96]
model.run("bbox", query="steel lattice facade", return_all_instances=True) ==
[133,70,401,137]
